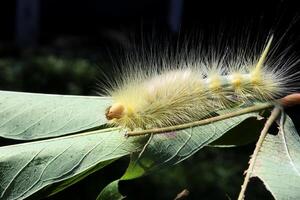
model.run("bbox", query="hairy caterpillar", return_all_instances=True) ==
[104,33,299,130]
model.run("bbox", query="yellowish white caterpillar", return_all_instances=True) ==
[104,34,299,130]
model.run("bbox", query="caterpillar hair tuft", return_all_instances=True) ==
[103,32,300,130]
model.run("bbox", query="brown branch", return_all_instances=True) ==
[279,93,300,107]
[126,103,273,137]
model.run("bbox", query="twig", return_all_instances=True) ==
[237,107,281,200]
[174,189,190,200]
[126,103,273,137]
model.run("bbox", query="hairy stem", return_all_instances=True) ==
[126,103,273,137]
[237,107,281,200]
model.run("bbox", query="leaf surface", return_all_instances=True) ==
[99,111,261,198]
[0,128,144,200]
[130,112,259,172]
[0,91,112,140]
[252,113,300,199]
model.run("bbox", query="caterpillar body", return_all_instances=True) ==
[104,34,299,130]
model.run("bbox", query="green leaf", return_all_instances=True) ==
[97,155,152,200]
[34,159,116,199]
[252,112,300,199]
[0,90,112,140]
[0,128,145,200]
[99,110,261,198]
[96,180,124,200]
[131,112,259,172]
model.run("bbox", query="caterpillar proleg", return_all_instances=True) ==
[104,33,299,130]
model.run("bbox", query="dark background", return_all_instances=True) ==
[0,0,300,199]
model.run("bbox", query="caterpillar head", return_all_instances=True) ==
[105,103,125,120]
